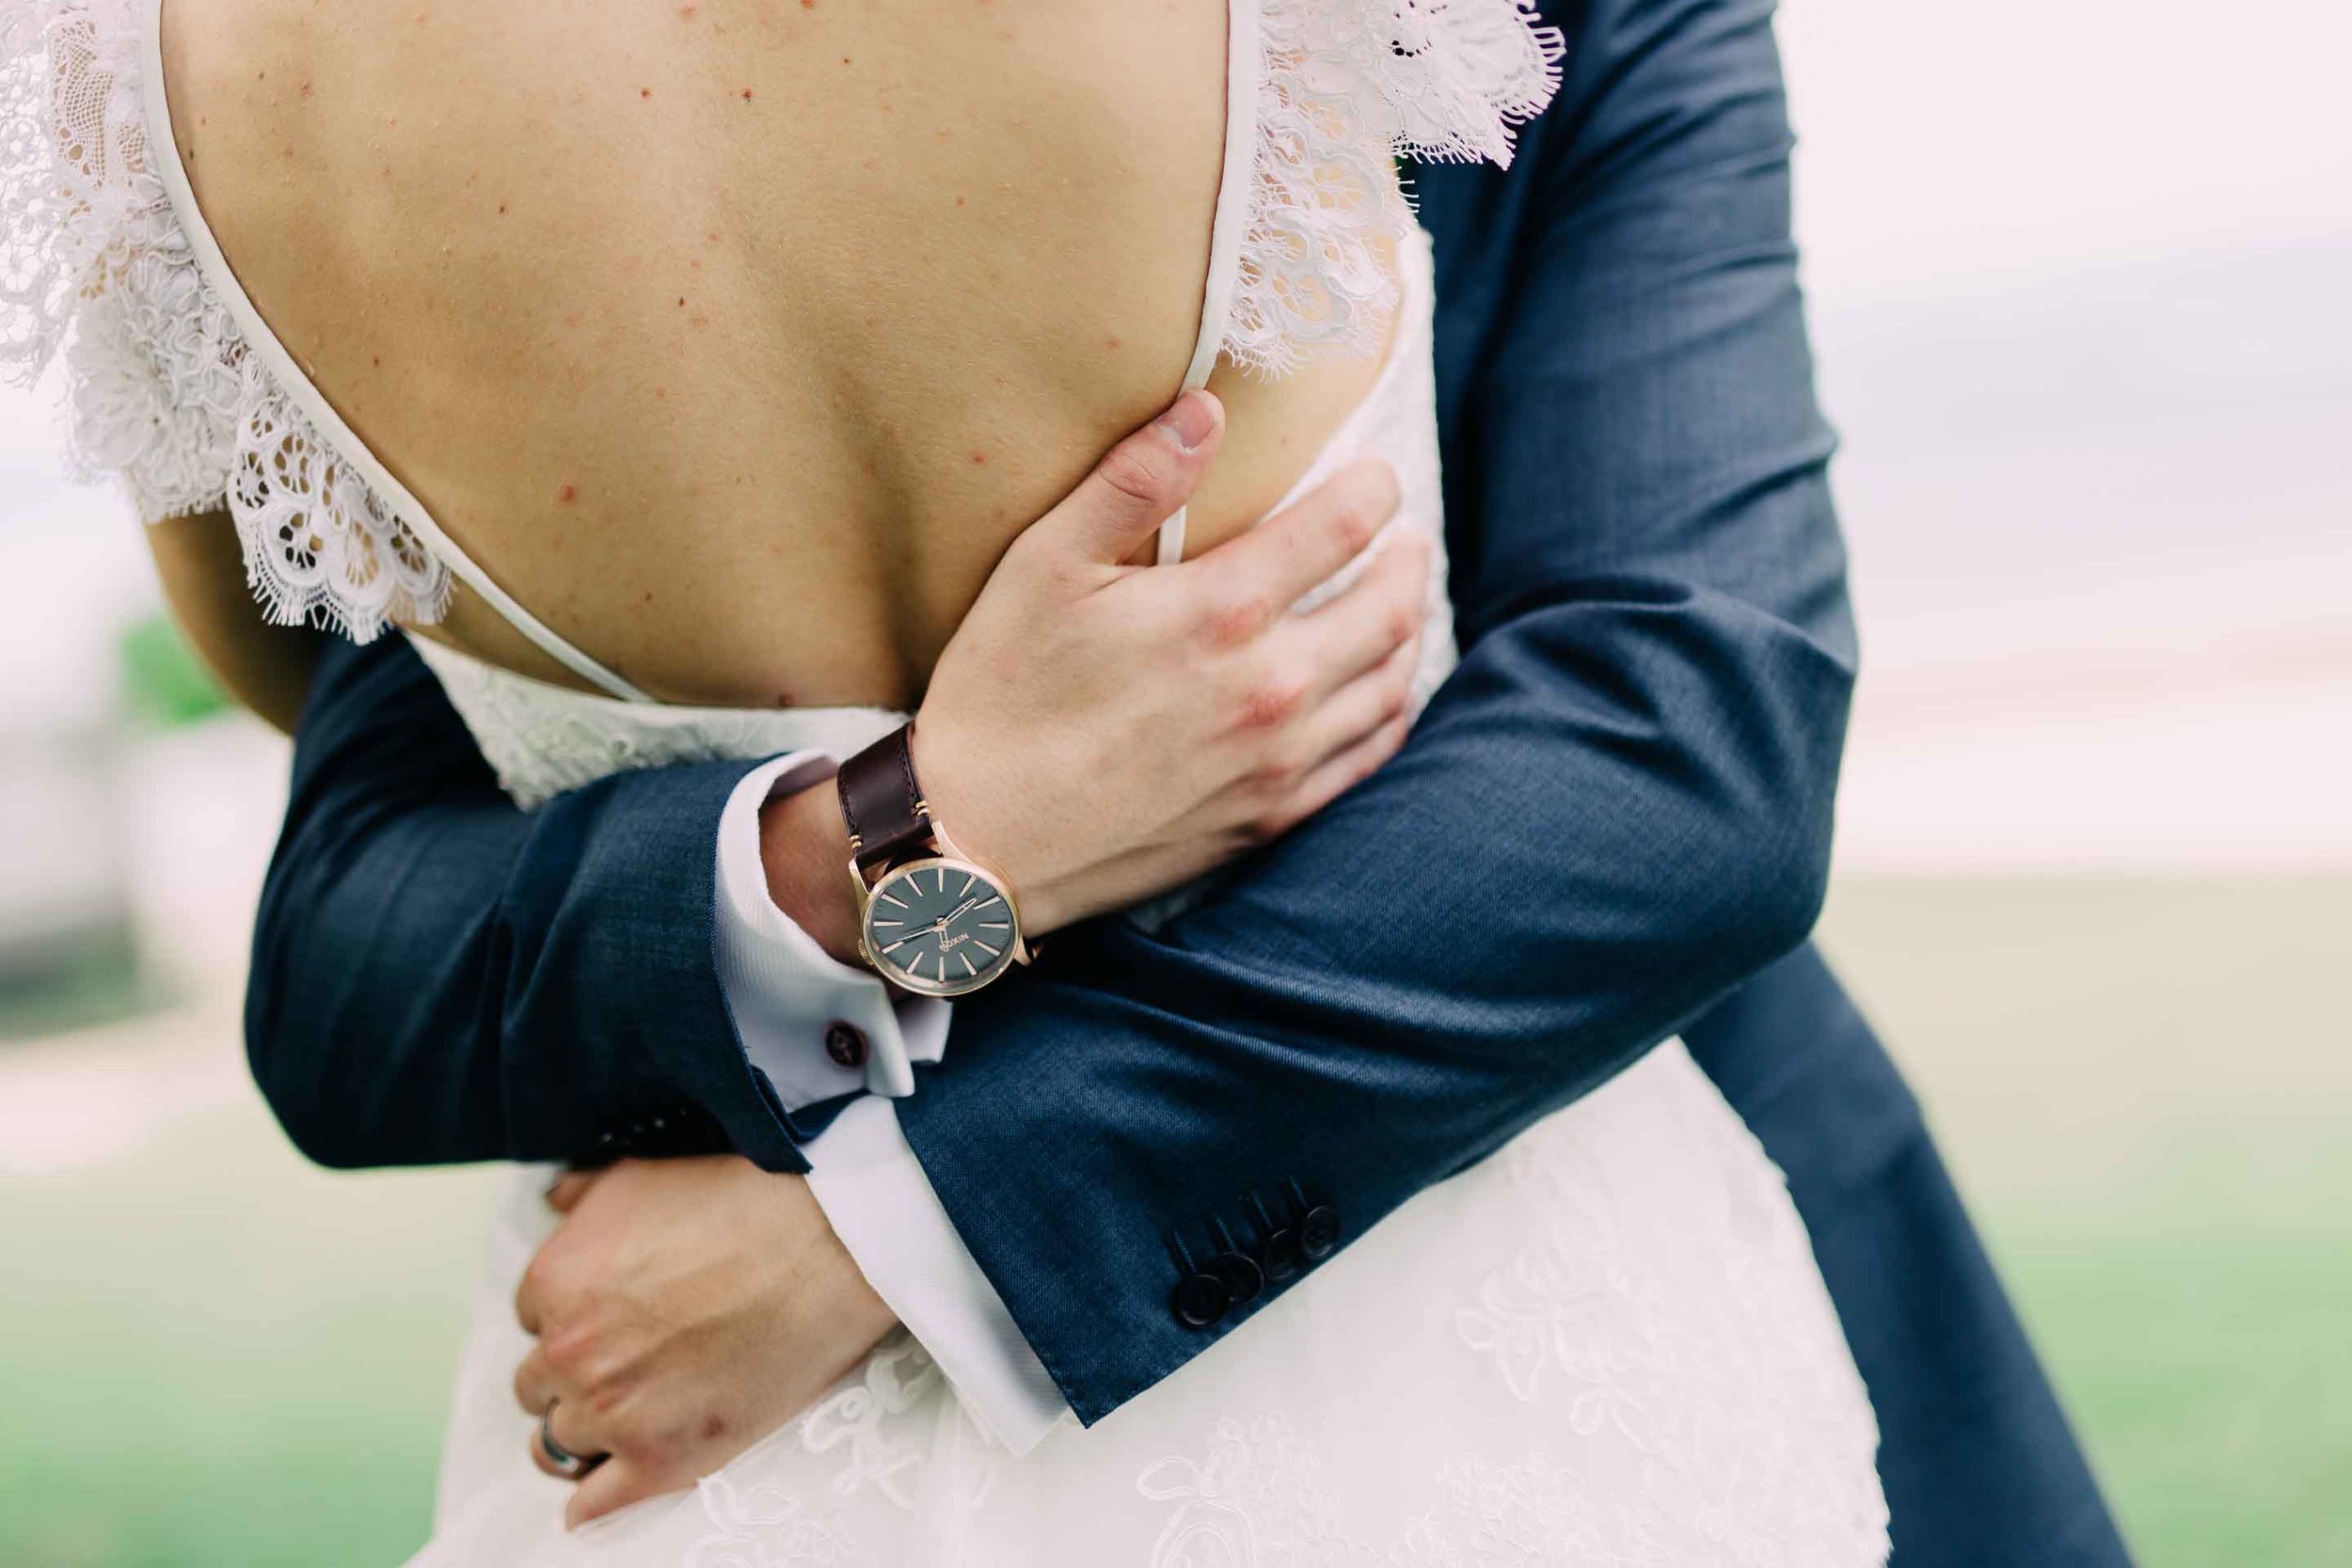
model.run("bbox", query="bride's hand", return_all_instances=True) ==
[914,388,1428,934]
[514,1159,893,1528]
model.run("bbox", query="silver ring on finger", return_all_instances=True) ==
[540,1399,607,1481]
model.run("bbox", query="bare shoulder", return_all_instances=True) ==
[149,0,1375,705]
[158,0,1234,363]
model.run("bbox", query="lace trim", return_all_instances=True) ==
[1,0,449,639]
[5,0,1556,635]
[1226,0,1565,375]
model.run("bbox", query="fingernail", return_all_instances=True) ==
[1154,390,1216,451]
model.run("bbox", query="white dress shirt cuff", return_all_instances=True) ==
[711,753,1073,1452]
[713,752,950,1107]
[804,1096,1073,1455]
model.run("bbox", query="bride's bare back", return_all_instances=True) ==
[161,0,1391,706]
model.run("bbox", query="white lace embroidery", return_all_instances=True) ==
[6,0,1551,636]
[1134,1417,1665,1567]
[1228,0,1565,374]
[682,1334,1006,1566]
[2,0,450,638]
[1137,1415,1361,1565]
[795,1334,946,1512]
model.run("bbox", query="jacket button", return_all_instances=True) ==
[824,1022,868,1069]
[1204,1249,1265,1306]
[1259,1227,1303,1283]
[1170,1272,1232,1329]
[1299,1204,1342,1261]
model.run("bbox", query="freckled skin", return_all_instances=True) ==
[165,0,1393,707]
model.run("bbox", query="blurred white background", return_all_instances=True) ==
[1782,0,2351,870]
[1,2,2345,1563]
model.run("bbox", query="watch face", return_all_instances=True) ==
[863,858,1019,996]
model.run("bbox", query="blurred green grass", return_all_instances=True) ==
[1,876,2344,1565]
[1819,875,2352,1567]
[0,1080,485,1568]
[1977,1130,2352,1564]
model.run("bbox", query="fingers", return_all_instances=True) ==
[513,1343,557,1418]
[530,1396,608,1484]
[545,1167,604,1215]
[1031,389,1225,566]
[516,1266,546,1338]
[1288,634,1421,783]
[1265,706,1415,839]
[517,1166,610,1335]
[1269,528,1430,706]
[1190,457,1401,624]
[567,1457,678,1529]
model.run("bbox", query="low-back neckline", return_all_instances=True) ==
[136,0,1262,704]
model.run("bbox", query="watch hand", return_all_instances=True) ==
[882,931,926,954]
[939,897,981,927]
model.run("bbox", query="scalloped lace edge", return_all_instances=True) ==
[3,0,1559,636]
[2,0,450,641]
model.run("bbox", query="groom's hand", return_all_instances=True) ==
[511,1156,898,1527]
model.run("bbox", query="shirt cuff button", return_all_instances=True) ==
[824,1022,869,1069]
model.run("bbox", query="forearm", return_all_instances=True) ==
[246,636,802,1171]
[145,509,323,735]
[909,578,1851,1419]
[900,0,1857,1420]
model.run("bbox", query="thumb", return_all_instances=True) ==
[1030,389,1223,566]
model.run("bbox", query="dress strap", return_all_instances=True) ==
[137,0,652,702]
[1155,0,1262,568]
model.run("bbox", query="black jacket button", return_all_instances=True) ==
[824,1022,869,1069]
[1259,1227,1303,1283]
[1204,1249,1264,1306]
[1299,1204,1342,1260]
[1170,1272,1232,1329]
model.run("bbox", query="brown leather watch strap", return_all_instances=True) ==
[838,722,935,877]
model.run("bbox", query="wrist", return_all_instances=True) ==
[756,782,868,967]
[905,717,1066,936]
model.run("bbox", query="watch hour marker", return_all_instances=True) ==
[878,891,906,910]
[959,872,975,896]
[980,921,1009,931]
[975,941,1002,959]
[958,951,976,978]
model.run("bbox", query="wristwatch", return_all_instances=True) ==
[836,721,1030,997]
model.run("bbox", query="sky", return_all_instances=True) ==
[1774,0,2351,867]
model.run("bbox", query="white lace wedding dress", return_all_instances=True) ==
[5,0,1891,1560]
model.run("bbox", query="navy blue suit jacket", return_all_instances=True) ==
[245,2,2128,1560]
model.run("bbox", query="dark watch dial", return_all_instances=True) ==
[863,858,1019,996]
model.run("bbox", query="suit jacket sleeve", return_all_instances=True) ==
[893,0,1857,1420]
[246,632,806,1174]
[243,0,1853,1424]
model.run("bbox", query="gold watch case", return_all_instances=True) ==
[850,832,1027,997]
